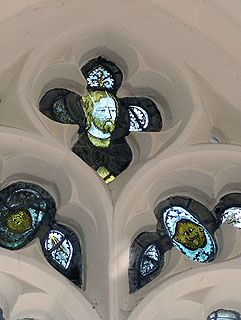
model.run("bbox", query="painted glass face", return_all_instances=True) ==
[207,309,241,319]
[44,229,73,270]
[173,219,207,250]
[163,206,217,262]
[221,207,241,229]
[39,56,162,183]
[92,96,117,132]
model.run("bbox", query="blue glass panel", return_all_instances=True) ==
[163,206,217,263]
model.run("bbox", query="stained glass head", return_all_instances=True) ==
[39,56,162,183]
[163,206,217,262]
[81,90,119,135]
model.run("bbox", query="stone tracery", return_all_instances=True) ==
[0,0,240,319]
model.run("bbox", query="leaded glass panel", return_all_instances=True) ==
[163,206,217,262]
[0,182,55,250]
[140,244,160,277]
[42,223,82,287]
[221,207,241,229]
[129,232,165,293]
[0,182,82,288]
[0,309,4,320]
[207,309,241,319]
[39,56,162,183]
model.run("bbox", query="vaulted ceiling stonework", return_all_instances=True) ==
[0,0,241,319]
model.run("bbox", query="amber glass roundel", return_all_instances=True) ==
[0,182,56,250]
[5,210,32,234]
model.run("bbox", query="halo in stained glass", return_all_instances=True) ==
[163,206,217,263]
[0,182,56,250]
[128,106,149,131]
[221,207,241,229]
[207,309,241,319]
[42,223,82,287]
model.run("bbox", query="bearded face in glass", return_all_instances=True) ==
[82,91,118,135]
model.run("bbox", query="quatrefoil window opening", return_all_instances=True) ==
[39,56,162,183]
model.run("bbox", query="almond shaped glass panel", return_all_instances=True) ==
[207,309,241,319]
[221,207,241,229]
[163,206,217,263]
[42,224,82,287]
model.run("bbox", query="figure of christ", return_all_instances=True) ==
[39,56,162,183]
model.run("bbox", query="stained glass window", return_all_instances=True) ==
[39,56,162,183]
[129,232,165,293]
[0,182,55,250]
[207,309,241,319]
[154,196,218,264]
[215,193,241,229]
[128,106,149,131]
[0,182,82,288]
[42,223,82,287]
[221,207,241,228]
[0,309,4,320]
[140,244,161,276]
[162,206,217,263]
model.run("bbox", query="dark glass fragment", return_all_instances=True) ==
[129,232,165,293]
